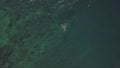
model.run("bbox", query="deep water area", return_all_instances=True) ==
[0,0,119,68]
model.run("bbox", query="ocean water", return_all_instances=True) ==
[0,0,119,68]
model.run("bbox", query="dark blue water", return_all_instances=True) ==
[32,0,120,68]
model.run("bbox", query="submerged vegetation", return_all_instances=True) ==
[0,0,90,68]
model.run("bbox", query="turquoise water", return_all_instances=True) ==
[0,0,119,68]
